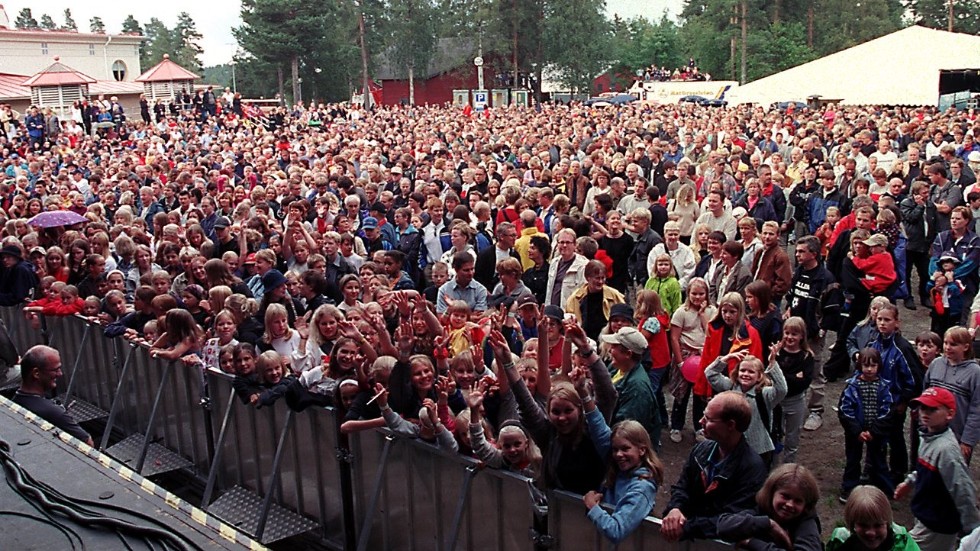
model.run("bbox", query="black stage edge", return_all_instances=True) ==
[0,394,266,550]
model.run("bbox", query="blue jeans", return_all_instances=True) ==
[648,366,669,426]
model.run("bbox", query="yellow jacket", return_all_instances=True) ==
[564,285,625,324]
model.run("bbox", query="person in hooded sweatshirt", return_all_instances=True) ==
[923,326,980,465]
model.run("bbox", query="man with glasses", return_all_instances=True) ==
[546,228,588,308]
[660,391,766,543]
[13,345,93,446]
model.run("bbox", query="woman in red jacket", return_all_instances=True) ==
[692,292,763,437]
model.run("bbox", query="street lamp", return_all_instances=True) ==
[225,43,237,93]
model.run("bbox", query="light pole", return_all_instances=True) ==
[225,43,237,93]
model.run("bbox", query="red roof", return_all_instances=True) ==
[22,60,96,87]
[0,72,30,99]
[136,55,199,83]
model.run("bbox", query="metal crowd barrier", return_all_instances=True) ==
[548,489,735,551]
[0,305,44,355]
[348,428,537,551]
[1,311,736,551]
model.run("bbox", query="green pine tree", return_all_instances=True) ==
[62,9,77,31]
[40,14,57,30]
[89,17,106,34]
[14,8,39,29]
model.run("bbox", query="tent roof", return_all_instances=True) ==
[22,58,97,87]
[728,26,980,106]
[136,54,199,83]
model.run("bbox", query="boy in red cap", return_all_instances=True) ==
[894,387,980,551]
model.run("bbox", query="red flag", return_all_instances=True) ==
[462,104,473,118]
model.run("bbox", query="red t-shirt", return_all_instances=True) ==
[639,313,671,369]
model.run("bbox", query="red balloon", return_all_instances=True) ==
[681,356,702,383]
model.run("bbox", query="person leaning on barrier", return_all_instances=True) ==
[0,244,39,306]
[13,345,93,446]
[660,391,766,542]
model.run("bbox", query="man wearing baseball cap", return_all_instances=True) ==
[895,387,980,549]
[600,327,660,445]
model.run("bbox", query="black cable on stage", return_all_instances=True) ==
[0,509,79,551]
[116,530,136,551]
[0,439,204,551]
[3,477,86,550]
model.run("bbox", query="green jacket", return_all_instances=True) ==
[644,275,682,316]
[826,524,920,551]
[609,361,660,448]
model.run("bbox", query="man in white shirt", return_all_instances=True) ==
[695,190,737,240]
[870,139,898,174]
[618,176,651,215]
[545,229,588,307]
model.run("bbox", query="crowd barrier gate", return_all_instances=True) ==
[0,309,736,551]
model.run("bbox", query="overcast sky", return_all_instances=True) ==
[2,0,683,66]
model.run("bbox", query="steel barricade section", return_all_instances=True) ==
[0,304,43,354]
[55,317,110,424]
[548,489,735,551]
[202,369,319,544]
[349,427,538,551]
[286,406,349,549]
[151,355,211,475]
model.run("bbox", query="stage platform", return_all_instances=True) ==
[0,395,264,550]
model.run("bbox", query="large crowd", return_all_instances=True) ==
[4,93,980,551]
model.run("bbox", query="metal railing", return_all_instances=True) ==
[0,307,736,551]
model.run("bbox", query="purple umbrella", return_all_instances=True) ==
[27,210,89,228]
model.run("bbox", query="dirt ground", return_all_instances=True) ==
[654,300,980,539]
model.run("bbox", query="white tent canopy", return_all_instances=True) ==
[728,26,980,106]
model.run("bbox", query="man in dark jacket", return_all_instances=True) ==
[900,181,932,309]
[475,222,519,292]
[25,106,45,150]
[661,391,766,542]
[0,245,37,306]
[786,236,835,431]
[393,208,422,286]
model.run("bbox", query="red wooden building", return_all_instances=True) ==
[374,38,509,106]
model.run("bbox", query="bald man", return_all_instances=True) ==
[13,345,93,446]
[661,391,766,542]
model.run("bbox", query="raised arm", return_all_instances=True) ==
[490,329,552,445]
[535,316,552,399]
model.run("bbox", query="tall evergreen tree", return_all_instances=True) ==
[14,8,38,29]
[39,14,57,30]
[173,12,205,73]
[542,0,612,94]
[907,0,980,34]
[62,9,77,31]
[386,0,437,104]
[142,18,175,69]
[121,15,142,34]
[89,17,106,34]
[235,0,375,103]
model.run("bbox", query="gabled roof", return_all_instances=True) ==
[374,37,479,81]
[136,54,199,83]
[729,26,980,106]
[22,58,96,87]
